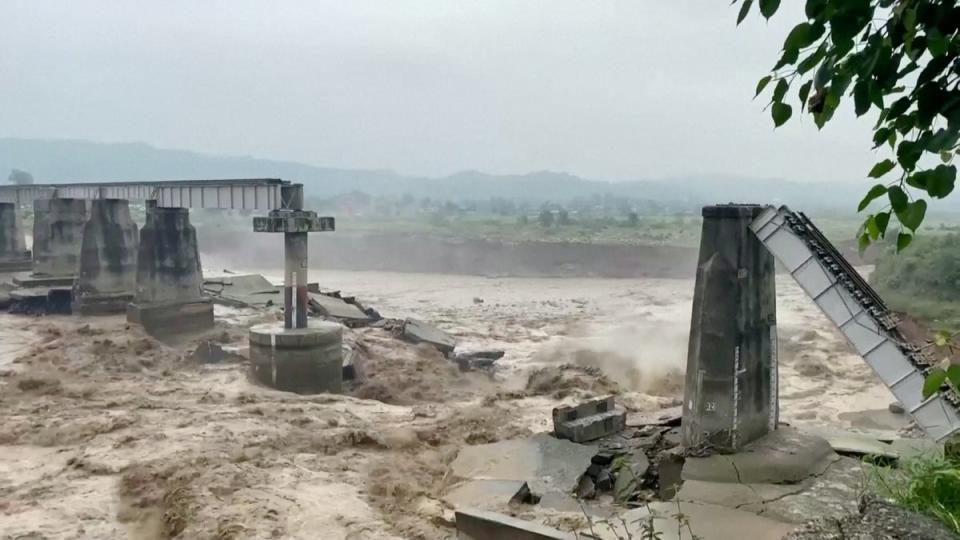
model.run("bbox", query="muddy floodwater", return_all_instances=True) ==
[0,268,896,539]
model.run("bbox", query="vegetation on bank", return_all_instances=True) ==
[871,233,960,328]
[868,452,960,535]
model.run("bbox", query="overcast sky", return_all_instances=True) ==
[1,1,882,183]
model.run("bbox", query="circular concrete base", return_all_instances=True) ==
[249,321,343,394]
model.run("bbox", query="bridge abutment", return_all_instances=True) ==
[73,199,139,315]
[681,204,777,452]
[127,202,213,336]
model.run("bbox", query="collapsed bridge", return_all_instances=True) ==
[683,204,960,448]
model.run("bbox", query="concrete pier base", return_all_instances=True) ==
[31,198,89,278]
[0,202,31,271]
[681,204,777,452]
[128,203,213,336]
[73,199,139,315]
[249,321,343,394]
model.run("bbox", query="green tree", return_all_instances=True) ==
[736,0,960,252]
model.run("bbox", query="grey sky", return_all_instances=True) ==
[1,1,880,183]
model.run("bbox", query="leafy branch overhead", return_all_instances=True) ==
[739,0,960,251]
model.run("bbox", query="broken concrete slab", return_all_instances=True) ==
[453,348,505,371]
[308,292,372,322]
[739,456,863,525]
[553,396,626,443]
[678,479,806,509]
[626,405,683,428]
[801,426,899,459]
[588,502,795,540]
[682,427,837,485]
[450,433,596,501]
[444,479,529,509]
[837,407,911,432]
[402,318,456,355]
[455,508,576,540]
[203,274,279,308]
[8,286,73,314]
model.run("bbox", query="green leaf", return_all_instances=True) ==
[798,80,813,112]
[797,47,827,75]
[858,184,888,211]
[948,365,960,387]
[771,102,792,127]
[898,199,927,231]
[887,97,911,119]
[784,22,823,53]
[897,140,923,171]
[926,165,957,198]
[888,185,908,212]
[923,368,948,399]
[755,75,772,98]
[772,79,788,103]
[873,128,891,149]
[858,231,871,255]
[866,215,881,240]
[875,211,890,237]
[759,0,780,19]
[805,0,827,18]
[927,28,950,57]
[942,151,953,163]
[737,0,754,25]
[868,160,896,179]
[897,231,913,252]
[853,79,870,116]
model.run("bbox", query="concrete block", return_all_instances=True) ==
[126,299,214,337]
[553,396,626,442]
[403,318,456,355]
[455,509,576,540]
[249,321,343,394]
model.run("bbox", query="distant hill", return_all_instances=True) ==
[0,137,885,211]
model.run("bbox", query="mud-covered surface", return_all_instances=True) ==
[0,268,895,539]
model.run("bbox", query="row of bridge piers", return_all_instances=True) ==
[0,197,211,334]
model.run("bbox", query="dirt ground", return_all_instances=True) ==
[0,269,894,539]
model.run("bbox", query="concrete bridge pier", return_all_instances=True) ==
[127,201,213,336]
[681,204,777,452]
[19,198,89,287]
[0,202,31,271]
[72,199,139,315]
[249,184,341,393]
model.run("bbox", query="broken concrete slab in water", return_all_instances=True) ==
[448,433,596,509]
[455,508,576,540]
[402,317,456,355]
[203,274,279,309]
[452,348,505,372]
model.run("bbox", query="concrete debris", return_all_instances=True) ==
[8,286,73,314]
[594,501,795,540]
[455,508,576,540]
[656,448,686,500]
[626,405,683,428]
[889,401,905,414]
[444,479,529,508]
[203,274,278,308]
[308,292,373,324]
[189,341,245,364]
[553,396,626,443]
[453,348,505,371]
[575,474,596,500]
[801,426,900,460]
[783,496,959,540]
[681,427,837,485]
[449,433,595,507]
[402,318,456,355]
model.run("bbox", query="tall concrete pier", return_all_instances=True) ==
[681,204,777,452]
[249,184,340,393]
[0,202,31,271]
[31,198,89,278]
[73,199,139,314]
[127,201,213,335]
